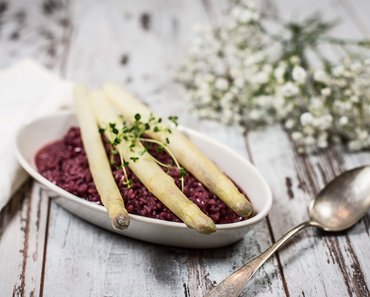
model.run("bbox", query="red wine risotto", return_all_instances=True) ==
[35,127,251,224]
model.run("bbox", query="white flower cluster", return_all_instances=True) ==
[175,0,370,151]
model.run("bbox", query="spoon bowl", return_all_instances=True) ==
[309,166,370,231]
[205,166,370,297]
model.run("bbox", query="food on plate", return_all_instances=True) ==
[103,82,253,217]
[74,85,130,230]
[36,128,250,223]
[88,89,217,235]
[35,84,253,235]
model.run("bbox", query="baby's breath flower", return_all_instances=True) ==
[231,7,243,19]
[321,88,331,97]
[320,114,333,129]
[234,77,245,88]
[252,11,260,21]
[304,135,316,146]
[281,82,299,97]
[274,67,286,84]
[285,119,295,129]
[344,89,352,96]
[333,65,345,77]
[292,66,307,83]
[251,71,269,84]
[313,69,327,82]
[215,78,229,90]
[176,0,370,152]
[310,97,323,109]
[350,95,359,103]
[290,56,300,65]
[239,10,253,23]
[358,130,369,140]
[303,125,315,135]
[292,131,303,141]
[318,139,328,148]
[300,112,314,126]
[350,62,362,72]
[339,116,348,126]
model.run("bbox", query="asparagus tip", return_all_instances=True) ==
[235,200,253,218]
[111,212,130,231]
[194,216,217,235]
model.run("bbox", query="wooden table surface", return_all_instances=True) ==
[1,0,370,296]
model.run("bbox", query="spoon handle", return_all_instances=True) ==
[204,221,315,297]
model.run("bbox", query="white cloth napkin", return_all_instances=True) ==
[0,58,75,211]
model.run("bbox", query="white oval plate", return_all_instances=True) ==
[15,110,272,248]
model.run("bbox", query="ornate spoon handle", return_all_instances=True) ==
[204,221,316,297]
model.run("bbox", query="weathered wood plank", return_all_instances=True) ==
[42,0,286,296]
[42,202,189,297]
[2,0,369,296]
[245,1,370,296]
[0,181,50,297]
[260,0,364,65]
[247,126,335,297]
[247,127,370,297]
[337,0,370,38]
[0,0,73,70]
[309,146,370,294]
[0,1,75,295]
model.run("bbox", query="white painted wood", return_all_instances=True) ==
[43,201,189,297]
[248,126,338,297]
[260,0,365,65]
[247,125,370,296]
[1,0,370,296]
[0,182,49,297]
[48,1,285,296]
[0,0,71,70]
[336,0,370,38]
[246,2,370,296]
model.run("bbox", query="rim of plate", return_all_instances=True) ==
[15,110,272,231]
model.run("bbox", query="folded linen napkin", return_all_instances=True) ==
[0,58,75,211]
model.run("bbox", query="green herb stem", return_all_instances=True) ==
[140,138,185,191]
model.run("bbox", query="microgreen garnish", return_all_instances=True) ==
[168,116,178,126]
[155,146,163,152]
[100,112,186,191]
[123,179,133,187]
[101,119,132,188]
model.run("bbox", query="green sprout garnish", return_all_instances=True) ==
[168,116,178,126]
[100,113,186,191]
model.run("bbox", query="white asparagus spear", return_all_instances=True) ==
[103,82,253,217]
[89,90,217,235]
[74,85,130,231]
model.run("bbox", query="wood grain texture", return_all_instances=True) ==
[44,1,285,296]
[247,1,370,296]
[0,0,72,70]
[1,0,370,296]
[0,182,50,297]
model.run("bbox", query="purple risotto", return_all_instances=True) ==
[36,127,251,224]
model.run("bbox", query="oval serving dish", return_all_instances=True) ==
[15,110,272,248]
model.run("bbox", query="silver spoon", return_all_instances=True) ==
[205,165,370,297]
